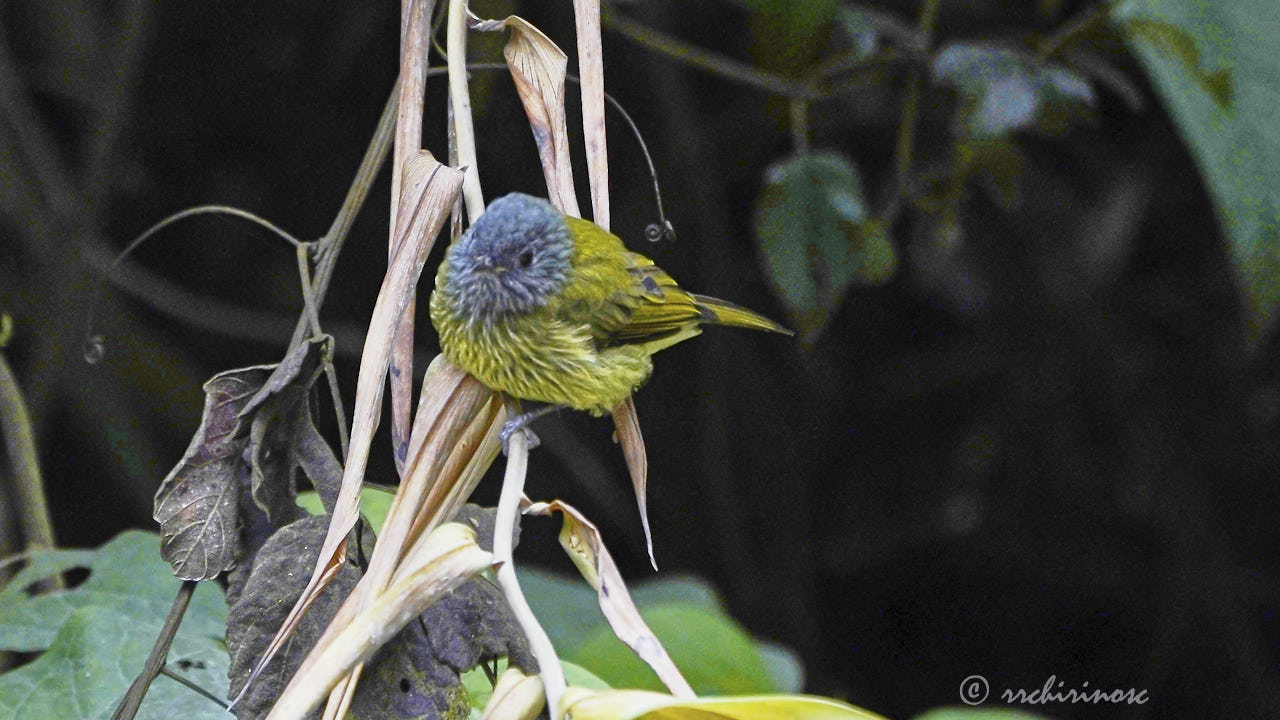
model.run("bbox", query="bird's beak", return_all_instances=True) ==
[477,254,504,272]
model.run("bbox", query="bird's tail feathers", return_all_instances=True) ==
[691,294,793,335]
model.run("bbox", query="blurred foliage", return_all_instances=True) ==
[1114,0,1280,336]
[754,153,895,343]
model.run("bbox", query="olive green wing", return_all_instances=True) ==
[555,218,706,353]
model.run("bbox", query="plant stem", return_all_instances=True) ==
[602,8,820,100]
[493,425,565,720]
[110,581,197,720]
[0,352,56,552]
[885,0,941,219]
[288,82,400,351]
[1038,1,1116,61]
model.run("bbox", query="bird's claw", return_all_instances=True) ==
[500,420,541,456]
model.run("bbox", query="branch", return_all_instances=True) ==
[0,352,55,551]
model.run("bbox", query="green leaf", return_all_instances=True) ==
[463,658,611,718]
[297,485,394,535]
[0,532,231,720]
[1121,18,1232,108]
[519,569,800,694]
[754,152,895,341]
[565,603,775,696]
[932,42,1094,138]
[0,531,226,653]
[739,0,839,72]
[1114,1,1280,336]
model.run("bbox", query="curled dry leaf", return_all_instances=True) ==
[524,499,694,699]
[154,336,332,581]
[246,155,463,705]
[473,14,579,217]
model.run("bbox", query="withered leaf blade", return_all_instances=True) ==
[611,398,653,570]
[475,14,578,217]
[528,499,694,699]
[571,0,609,229]
[154,365,272,580]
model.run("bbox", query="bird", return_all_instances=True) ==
[429,192,791,445]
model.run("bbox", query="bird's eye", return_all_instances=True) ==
[518,250,534,268]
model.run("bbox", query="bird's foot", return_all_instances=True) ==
[499,405,561,455]
[500,422,541,455]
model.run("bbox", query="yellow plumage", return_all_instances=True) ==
[429,194,789,416]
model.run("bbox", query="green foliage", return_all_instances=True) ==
[566,603,775,695]
[932,42,1094,138]
[754,152,896,343]
[0,532,231,720]
[518,568,803,695]
[462,659,611,719]
[1115,0,1280,336]
[297,485,394,535]
[739,0,840,72]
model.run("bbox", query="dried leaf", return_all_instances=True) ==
[154,366,270,580]
[474,15,579,216]
[611,398,653,570]
[525,500,694,698]
[388,0,436,476]
[572,0,609,229]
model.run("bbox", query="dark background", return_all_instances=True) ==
[2,1,1277,719]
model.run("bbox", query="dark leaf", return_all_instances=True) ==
[932,42,1095,138]
[226,508,532,720]
[226,515,362,720]
[154,366,271,580]
[153,336,335,581]
[244,336,333,526]
[754,152,896,342]
[295,409,345,514]
[349,580,537,720]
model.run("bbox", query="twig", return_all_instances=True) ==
[158,666,229,710]
[110,581,197,720]
[789,97,810,154]
[883,0,941,221]
[493,421,565,720]
[1037,1,1117,61]
[288,82,400,351]
[448,0,486,221]
[296,244,351,459]
[0,352,56,552]
[602,9,821,100]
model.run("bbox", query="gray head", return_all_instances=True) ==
[444,193,574,325]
